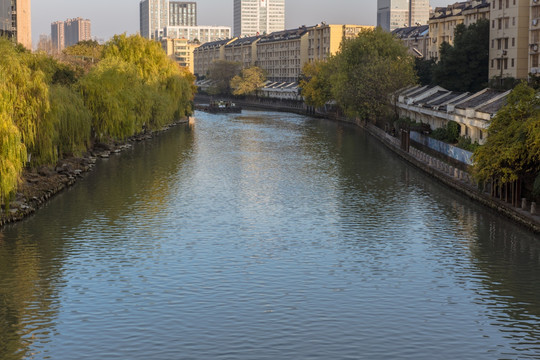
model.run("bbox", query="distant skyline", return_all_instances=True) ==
[32,0,451,45]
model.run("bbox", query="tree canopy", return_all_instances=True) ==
[299,60,334,108]
[206,60,241,95]
[303,27,416,121]
[230,66,266,96]
[432,19,489,92]
[473,83,540,195]
[0,35,196,202]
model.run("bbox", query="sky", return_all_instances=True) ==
[32,0,452,45]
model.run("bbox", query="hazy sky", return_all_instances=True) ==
[32,0,451,44]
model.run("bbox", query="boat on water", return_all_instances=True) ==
[195,100,242,114]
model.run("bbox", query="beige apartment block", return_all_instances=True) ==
[256,27,310,83]
[529,0,540,74]
[463,0,490,26]
[193,38,237,77]
[162,38,200,73]
[307,23,374,62]
[224,36,260,69]
[15,0,31,49]
[428,3,467,60]
[489,0,530,80]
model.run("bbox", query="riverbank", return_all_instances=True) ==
[0,119,189,228]
[194,95,540,234]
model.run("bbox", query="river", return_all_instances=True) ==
[1,110,539,359]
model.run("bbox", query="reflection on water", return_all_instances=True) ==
[0,111,539,359]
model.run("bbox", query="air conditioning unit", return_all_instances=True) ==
[533,19,539,26]
[531,68,538,74]
[533,44,539,52]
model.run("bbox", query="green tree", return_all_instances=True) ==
[79,57,144,141]
[432,19,489,92]
[329,27,416,121]
[299,60,334,108]
[48,85,92,157]
[414,58,435,86]
[230,66,266,96]
[63,40,104,59]
[473,83,540,193]
[206,60,241,95]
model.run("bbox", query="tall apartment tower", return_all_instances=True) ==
[0,0,31,49]
[377,0,409,31]
[233,0,285,37]
[377,0,428,31]
[140,0,169,39]
[169,1,197,26]
[51,21,66,53]
[65,18,91,47]
[409,0,429,27]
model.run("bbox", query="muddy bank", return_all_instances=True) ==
[0,119,189,228]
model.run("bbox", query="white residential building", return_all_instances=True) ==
[377,0,429,32]
[233,0,285,37]
[140,0,169,39]
[163,25,231,44]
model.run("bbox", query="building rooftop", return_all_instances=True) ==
[258,26,312,44]
[455,89,505,109]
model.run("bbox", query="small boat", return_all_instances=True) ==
[196,100,242,114]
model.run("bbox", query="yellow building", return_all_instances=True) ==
[193,38,237,77]
[463,0,490,26]
[224,36,260,69]
[161,38,200,74]
[489,0,530,80]
[428,2,467,60]
[307,23,374,62]
[256,26,311,83]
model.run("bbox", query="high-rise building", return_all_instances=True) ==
[377,0,409,31]
[140,0,169,39]
[409,0,429,26]
[51,18,91,53]
[163,25,231,44]
[377,0,429,32]
[64,17,92,47]
[0,0,31,49]
[233,0,285,37]
[51,21,66,53]
[169,1,197,26]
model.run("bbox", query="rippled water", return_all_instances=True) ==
[1,110,540,359]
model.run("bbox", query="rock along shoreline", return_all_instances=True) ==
[0,118,189,228]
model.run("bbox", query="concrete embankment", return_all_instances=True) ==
[194,96,540,234]
[0,119,189,228]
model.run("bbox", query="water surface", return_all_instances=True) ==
[1,110,539,359]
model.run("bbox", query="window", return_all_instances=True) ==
[511,58,514,67]
[512,38,515,47]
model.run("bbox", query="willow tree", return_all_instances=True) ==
[0,40,50,162]
[101,34,195,127]
[79,57,144,141]
[473,83,540,195]
[329,27,416,121]
[48,85,92,157]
